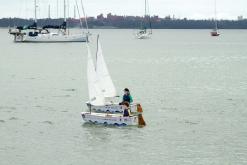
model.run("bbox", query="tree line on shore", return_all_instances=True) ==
[1,16,247,29]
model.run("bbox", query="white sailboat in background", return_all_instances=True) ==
[211,0,220,36]
[81,36,146,126]
[136,0,152,39]
[9,0,88,42]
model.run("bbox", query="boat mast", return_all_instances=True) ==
[75,0,83,29]
[74,5,76,19]
[146,0,152,33]
[34,0,37,23]
[57,0,59,18]
[145,0,147,17]
[48,4,51,19]
[64,0,67,32]
[144,0,147,31]
[64,0,66,22]
[81,0,89,33]
[214,0,218,30]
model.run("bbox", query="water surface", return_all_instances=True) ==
[0,29,247,165]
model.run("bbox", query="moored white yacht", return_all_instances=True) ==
[9,0,88,42]
[135,0,152,39]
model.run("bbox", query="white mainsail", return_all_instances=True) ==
[96,37,117,98]
[87,44,105,106]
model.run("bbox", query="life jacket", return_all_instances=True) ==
[123,109,130,117]
[123,94,133,103]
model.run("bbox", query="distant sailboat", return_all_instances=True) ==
[81,36,146,126]
[136,0,152,39]
[9,0,88,42]
[211,0,220,36]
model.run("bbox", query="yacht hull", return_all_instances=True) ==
[136,33,151,39]
[14,33,88,42]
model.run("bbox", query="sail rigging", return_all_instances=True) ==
[80,0,89,33]
[41,0,67,30]
[136,0,152,39]
[142,0,151,31]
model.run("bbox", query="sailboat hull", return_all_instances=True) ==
[81,112,138,126]
[211,31,220,36]
[14,33,88,42]
[136,32,151,39]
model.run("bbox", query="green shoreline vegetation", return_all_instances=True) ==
[1,13,247,29]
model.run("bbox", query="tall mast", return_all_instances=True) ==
[67,0,70,18]
[144,0,147,17]
[214,0,218,30]
[75,0,83,29]
[57,0,59,18]
[34,0,37,23]
[64,0,67,22]
[81,0,89,33]
[48,4,51,19]
[74,5,76,19]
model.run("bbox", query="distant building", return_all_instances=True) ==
[164,15,171,20]
[97,14,104,21]
[106,13,124,21]
[87,17,95,21]
[238,16,244,21]
[152,15,160,22]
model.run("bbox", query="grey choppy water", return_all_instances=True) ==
[1,29,247,165]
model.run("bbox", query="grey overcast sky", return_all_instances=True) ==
[0,0,246,20]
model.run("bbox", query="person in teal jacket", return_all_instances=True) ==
[120,88,133,104]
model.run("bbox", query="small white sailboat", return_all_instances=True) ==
[9,0,88,42]
[211,0,220,36]
[86,35,138,113]
[136,0,152,39]
[81,36,146,126]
